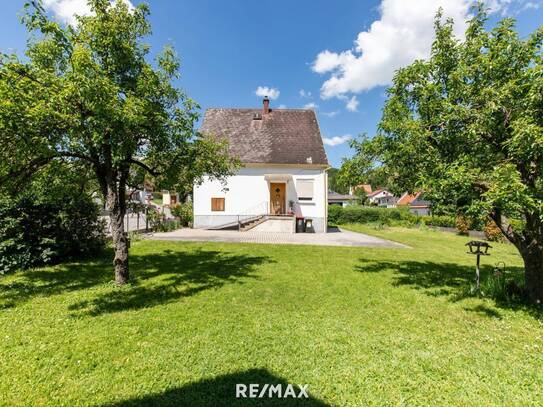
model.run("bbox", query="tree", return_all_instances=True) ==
[336,135,390,193]
[327,168,349,194]
[359,8,543,302]
[0,0,236,284]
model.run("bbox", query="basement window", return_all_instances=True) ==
[211,197,225,211]
[296,179,314,201]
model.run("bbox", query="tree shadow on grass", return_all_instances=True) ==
[105,368,329,407]
[0,249,114,310]
[1,248,272,316]
[355,260,542,319]
[67,248,272,316]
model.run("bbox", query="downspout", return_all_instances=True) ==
[324,166,330,233]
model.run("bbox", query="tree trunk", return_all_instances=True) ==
[107,186,129,284]
[520,244,543,304]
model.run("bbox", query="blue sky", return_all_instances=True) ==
[1,0,542,167]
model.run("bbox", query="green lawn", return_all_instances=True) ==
[1,227,542,406]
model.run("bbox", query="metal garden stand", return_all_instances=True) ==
[466,241,492,291]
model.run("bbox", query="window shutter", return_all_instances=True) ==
[296,179,314,200]
[211,198,225,211]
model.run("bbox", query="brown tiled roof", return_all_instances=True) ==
[397,192,421,205]
[200,108,328,165]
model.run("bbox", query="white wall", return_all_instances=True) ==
[193,166,327,230]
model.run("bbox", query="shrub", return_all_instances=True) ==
[170,202,193,227]
[484,219,504,242]
[480,266,525,302]
[328,205,416,226]
[455,215,470,235]
[0,193,105,274]
[418,215,456,228]
[146,206,165,230]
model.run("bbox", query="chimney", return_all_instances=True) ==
[262,96,270,114]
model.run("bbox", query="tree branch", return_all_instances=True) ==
[56,151,96,163]
[127,158,159,176]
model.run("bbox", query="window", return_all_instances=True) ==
[296,179,314,201]
[211,197,225,211]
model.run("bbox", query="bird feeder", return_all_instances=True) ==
[466,240,492,290]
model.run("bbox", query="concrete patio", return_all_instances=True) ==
[146,227,407,248]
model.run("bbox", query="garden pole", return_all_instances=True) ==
[476,252,480,290]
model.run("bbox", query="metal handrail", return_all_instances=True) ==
[237,201,268,231]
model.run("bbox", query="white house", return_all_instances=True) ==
[193,97,329,233]
[367,189,397,208]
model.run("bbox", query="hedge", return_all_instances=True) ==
[328,205,456,228]
[0,194,105,274]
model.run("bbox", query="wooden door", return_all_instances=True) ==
[270,183,286,215]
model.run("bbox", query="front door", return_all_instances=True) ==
[270,183,286,215]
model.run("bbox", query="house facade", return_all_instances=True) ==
[397,192,431,215]
[328,192,356,207]
[193,97,329,233]
[367,189,397,208]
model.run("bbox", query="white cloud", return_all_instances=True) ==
[313,0,475,100]
[255,86,280,100]
[278,104,287,109]
[487,0,541,14]
[312,0,536,100]
[299,89,312,98]
[323,134,352,147]
[345,96,359,112]
[303,102,318,110]
[322,110,340,118]
[520,1,542,11]
[43,0,134,25]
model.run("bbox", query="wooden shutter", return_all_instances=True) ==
[211,198,225,211]
[296,180,314,200]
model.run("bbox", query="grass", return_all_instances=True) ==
[1,226,542,405]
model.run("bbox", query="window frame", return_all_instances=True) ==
[296,179,314,202]
[211,197,225,212]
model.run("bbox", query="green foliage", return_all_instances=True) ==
[455,215,470,235]
[351,9,543,236]
[336,136,391,192]
[327,168,349,194]
[0,0,237,280]
[170,202,193,227]
[480,266,525,303]
[330,206,459,230]
[418,215,457,228]
[146,206,164,230]
[343,8,543,299]
[483,219,505,242]
[0,192,105,274]
[328,205,416,226]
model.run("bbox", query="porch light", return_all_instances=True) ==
[466,240,492,291]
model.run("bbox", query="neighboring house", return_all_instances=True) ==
[193,97,329,233]
[397,191,432,215]
[328,192,356,207]
[367,189,397,208]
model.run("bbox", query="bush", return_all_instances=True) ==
[170,202,193,227]
[484,219,504,242]
[0,193,105,274]
[328,205,416,226]
[418,215,456,228]
[480,266,525,302]
[455,215,470,235]
[146,206,165,230]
